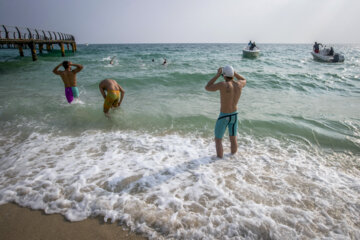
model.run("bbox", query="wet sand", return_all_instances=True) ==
[0,203,147,240]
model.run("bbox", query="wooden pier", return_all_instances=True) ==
[0,25,77,61]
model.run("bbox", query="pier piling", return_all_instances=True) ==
[39,44,43,54]
[18,44,24,57]
[60,43,65,57]
[29,42,37,61]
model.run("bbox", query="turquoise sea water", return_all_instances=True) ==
[0,44,359,239]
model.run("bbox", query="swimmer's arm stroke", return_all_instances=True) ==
[205,68,223,92]
[234,71,246,88]
[52,63,63,75]
[71,63,83,73]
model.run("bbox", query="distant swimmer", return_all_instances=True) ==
[53,61,83,104]
[110,56,116,65]
[152,59,155,62]
[162,58,167,65]
[205,66,246,158]
[99,79,125,116]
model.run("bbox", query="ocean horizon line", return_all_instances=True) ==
[77,42,360,45]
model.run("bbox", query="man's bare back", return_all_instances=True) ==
[59,71,77,88]
[218,80,243,113]
[99,79,122,92]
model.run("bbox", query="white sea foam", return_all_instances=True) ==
[0,130,359,239]
[102,56,119,67]
[102,56,112,61]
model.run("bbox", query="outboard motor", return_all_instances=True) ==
[333,54,340,63]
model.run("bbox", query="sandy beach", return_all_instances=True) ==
[0,203,146,240]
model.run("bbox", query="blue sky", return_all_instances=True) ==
[0,0,359,44]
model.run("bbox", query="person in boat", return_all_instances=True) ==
[250,42,256,50]
[313,42,322,53]
[248,40,252,46]
[328,47,334,56]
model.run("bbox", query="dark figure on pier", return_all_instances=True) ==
[53,61,83,104]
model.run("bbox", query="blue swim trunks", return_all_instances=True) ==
[214,111,238,139]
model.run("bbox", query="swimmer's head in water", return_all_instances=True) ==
[62,61,70,70]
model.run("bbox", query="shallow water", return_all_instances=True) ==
[0,44,359,239]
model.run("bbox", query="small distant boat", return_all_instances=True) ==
[85,43,89,46]
[243,46,260,58]
[311,47,344,63]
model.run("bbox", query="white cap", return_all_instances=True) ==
[222,65,234,77]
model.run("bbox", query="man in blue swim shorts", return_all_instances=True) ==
[205,66,246,158]
[53,61,83,103]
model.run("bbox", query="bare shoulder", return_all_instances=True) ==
[218,81,227,88]
[99,79,107,87]
[236,79,246,88]
[58,70,67,76]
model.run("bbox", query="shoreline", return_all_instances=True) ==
[0,203,147,240]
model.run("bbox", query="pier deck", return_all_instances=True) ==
[0,25,77,61]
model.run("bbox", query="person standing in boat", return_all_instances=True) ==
[313,42,322,53]
[250,42,256,50]
[328,47,334,56]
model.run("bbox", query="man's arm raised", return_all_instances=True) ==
[205,68,223,91]
[52,63,63,75]
[71,63,83,73]
[234,71,246,88]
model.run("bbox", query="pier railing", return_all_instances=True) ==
[0,25,77,61]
